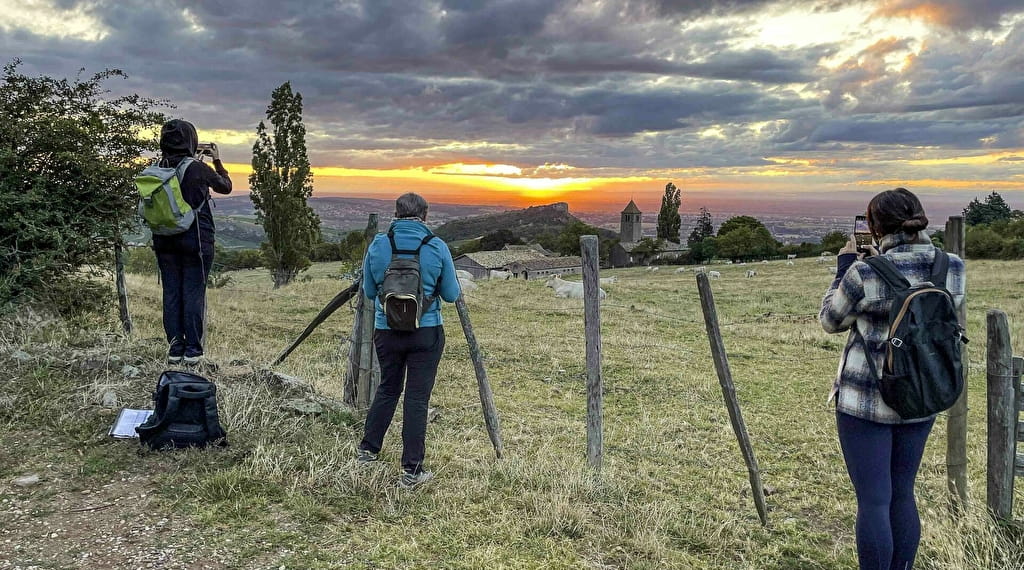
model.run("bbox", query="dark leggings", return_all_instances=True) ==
[360,326,445,474]
[837,412,935,570]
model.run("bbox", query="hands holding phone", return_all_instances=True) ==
[839,235,878,258]
[196,142,220,161]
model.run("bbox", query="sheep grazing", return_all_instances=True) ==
[456,269,474,281]
[545,275,606,299]
[709,270,722,279]
[645,266,660,272]
[786,254,797,260]
[694,266,707,274]
[745,269,757,278]
[458,277,478,292]
[761,260,769,264]
[674,267,689,274]
[489,269,513,280]
[786,260,795,266]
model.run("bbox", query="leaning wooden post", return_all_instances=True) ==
[113,243,133,336]
[344,213,380,409]
[454,295,504,459]
[986,310,1016,520]
[945,215,969,508]
[696,272,769,526]
[580,235,604,473]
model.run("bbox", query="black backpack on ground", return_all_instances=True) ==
[136,370,227,449]
[378,228,439,331]
[862,248,968,419]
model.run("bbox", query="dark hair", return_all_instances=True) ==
[866,187,929,238]
[395,192,428,219]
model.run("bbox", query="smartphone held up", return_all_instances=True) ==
[196,142,216,161]
[854,214,873,255]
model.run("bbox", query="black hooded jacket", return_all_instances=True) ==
[151,119,233,256]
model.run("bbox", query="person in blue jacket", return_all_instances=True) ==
[357,192,461,489]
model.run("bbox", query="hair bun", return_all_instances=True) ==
[901,216,928,232]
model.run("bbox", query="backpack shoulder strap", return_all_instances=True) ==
[930,247,949,288]
[414,233,436,254]
[388,228,435,256]
[864,255,911,291]
[175,157,195,181]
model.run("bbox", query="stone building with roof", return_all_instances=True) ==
[505,256,583,280]
[609,200,687,267]
[453,249,545,279]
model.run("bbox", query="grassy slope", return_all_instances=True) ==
[2,259,1023,569]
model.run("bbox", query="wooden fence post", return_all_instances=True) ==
[696,272,769,526]
[945,215,969,508]
[344,213,380,409]
[986,310,1016,520]
[580,235,603,472]
[454,295,504,459]
[114,243,133,336]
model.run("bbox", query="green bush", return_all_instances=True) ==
[0,61,164,307]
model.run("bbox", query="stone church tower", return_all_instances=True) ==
[619,200,642,242]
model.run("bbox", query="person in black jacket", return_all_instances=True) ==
[152,119,232,365]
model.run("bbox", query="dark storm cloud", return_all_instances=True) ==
[1,0,1022,172]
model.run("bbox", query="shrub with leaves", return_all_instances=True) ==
[0,60,165,307]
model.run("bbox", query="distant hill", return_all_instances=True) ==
[433,202,618,242]
[128,196,512,249]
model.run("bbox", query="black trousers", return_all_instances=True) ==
[156,250,213,358]
[360,326,445,473]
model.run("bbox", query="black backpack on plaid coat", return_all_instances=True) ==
[861,248,968,420]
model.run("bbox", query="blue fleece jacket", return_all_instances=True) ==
[363,219,461,330]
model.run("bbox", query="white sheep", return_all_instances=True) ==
[674,267,689,273]
[745,270,757,278]
[546,275,606,299]
[694,266,707,274]
[709,270,722,279]
[489,269,513,280]
[645,266,660,272]
[456,269,474,281]
[762,260,769,264]
[458,277,478,292]
[787,254,797,260]
[786,260,795,266]
[817,257,827,264]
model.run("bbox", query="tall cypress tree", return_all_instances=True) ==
[657,182,682,243]
[250,82,321,288]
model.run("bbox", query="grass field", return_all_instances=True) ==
[2,257,1023,569]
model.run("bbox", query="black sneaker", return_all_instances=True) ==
[356,449,378,464]
[183,355,203,367]
[398,470,434,490]
[167,355,183,365]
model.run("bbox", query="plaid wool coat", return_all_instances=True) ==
[819,231,966,424]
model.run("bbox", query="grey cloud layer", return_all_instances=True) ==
[2,0,1022,171]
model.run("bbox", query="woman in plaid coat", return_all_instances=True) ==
[820,188,965,570]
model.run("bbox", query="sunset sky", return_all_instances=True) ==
[2,0,1023,215]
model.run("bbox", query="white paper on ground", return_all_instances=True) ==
[109,408,153,438]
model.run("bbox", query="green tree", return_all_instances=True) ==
[0,61,165,307]
[250,82,320,288]
[687,207,715,263]
[657,182,682,243]
[556,220,603,256]
[820,230,848,254]
[480,229,522,251]
[963,191,1015,226]
[717,215,767,237]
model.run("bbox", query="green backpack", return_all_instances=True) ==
[135,157,197,235]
